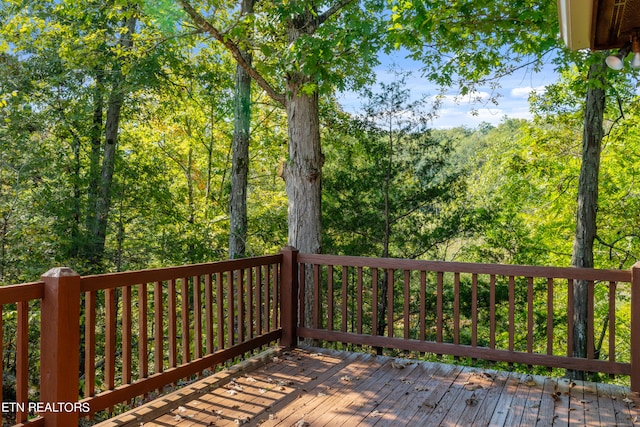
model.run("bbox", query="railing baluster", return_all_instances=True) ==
[272,263,279,328]
[471,273,478,347]
[420,271,426,342]
[238,269,245,343]
[105,288,117,393]
[85,291,96,397]
[387,268,394,338]
[139,282,148,380]
[404,270,410,341]
[547,278,554,356]
[357,267,363,335]
[567,279,574,357]
[205,274,213,354]
[508,276,515,352]
[372,268,378,336]
[342,266,348,334]
[297,264,304,330]
[256,266,263,334]
[122,285,132,386]
[327,265,334,331]
[168,279,177,368]
[193,275,202,360]
[587,280,595,360]
[489,275,496,349]
[16,301,28,423]
[609,281,616,366]
[248,267,254,340]
[313,264,320,329]
[216,272,224,350]
[454,272,460,345]
[263,266,270,332]
[527,277,534,354]
[154,281,164,375]
[227,271,234,348]
[181,276,190,364]
[436,271,443,343]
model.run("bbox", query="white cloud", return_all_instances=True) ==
[510,86,547,99]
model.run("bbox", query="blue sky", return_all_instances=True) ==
[337,50,559,129]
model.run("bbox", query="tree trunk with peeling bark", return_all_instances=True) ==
[570,58,606,380]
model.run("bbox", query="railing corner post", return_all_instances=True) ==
[631,262,640,393]
[40,267,81,426]
[280,246,299,348]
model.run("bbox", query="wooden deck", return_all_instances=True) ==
[96,347,640,427]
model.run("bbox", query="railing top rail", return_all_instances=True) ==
[0,281,44,305]
[297,253,632,282]
[80,254,283,292]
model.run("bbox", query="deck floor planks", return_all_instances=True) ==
[535,376,560,427]
[486,371,523,426]
[302,356,417,426]
[257,351,375,426]
[331,357,423,425]
[599,381,640,426]
[359,359,444,427]
[98,347,639,427]
[276,352,385,426]
[405,362,471,425]
[453,368,507,426]
[396,362,464,426]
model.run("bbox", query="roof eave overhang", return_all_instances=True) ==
[558,0,593,50]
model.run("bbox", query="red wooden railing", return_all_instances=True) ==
[0,248,638,426]
[293,252,640,392]
[0,254,284,426]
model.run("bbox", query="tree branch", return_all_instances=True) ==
[180,0,286,106]
[317,0,357,25]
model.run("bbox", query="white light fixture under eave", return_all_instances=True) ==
[631,38,640,69]
[606,43,631,70]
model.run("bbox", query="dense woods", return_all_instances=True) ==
[1,0,640,397]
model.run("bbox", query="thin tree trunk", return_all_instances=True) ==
[89,16,136,271]
[570,57,606,380]
[229,0,254,259]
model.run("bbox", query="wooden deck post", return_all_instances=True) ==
[40,267,81,426]
[632,262,640,393]
[280,246,299,348]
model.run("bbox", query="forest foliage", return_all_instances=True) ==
[0,1,639,285]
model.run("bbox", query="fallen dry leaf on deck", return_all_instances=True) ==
[522,375,536,386]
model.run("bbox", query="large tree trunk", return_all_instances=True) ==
[229,0,254,259]
[570,57,606,379]
[282,6,323,328]
[282,75,323,328]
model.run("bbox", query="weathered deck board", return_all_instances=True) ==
[96,347,640,427]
